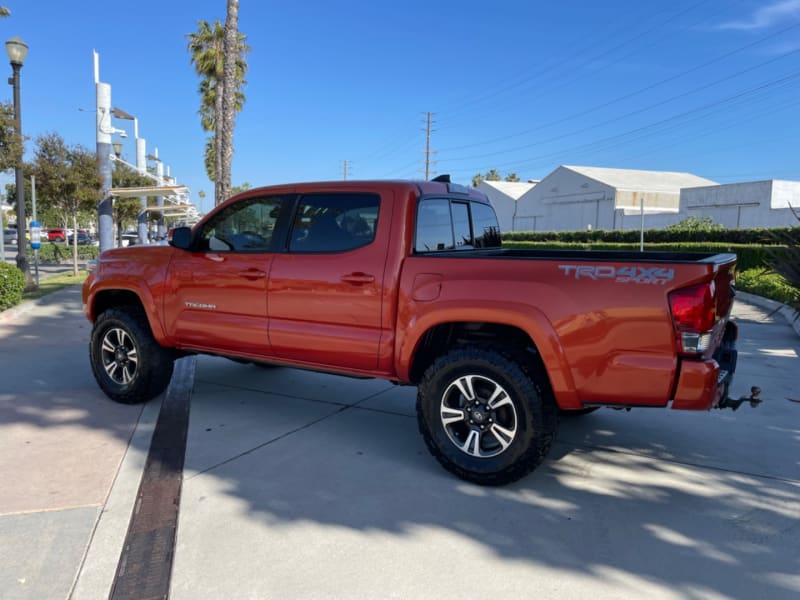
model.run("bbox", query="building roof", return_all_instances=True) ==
[562,165,717,193]
[478,180,537,200]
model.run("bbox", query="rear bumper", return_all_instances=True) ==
[671,321,738,411]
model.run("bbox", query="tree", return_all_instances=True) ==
[29,134,101,275]
[0,102,23,172]
[187,13,250,205]
[472,169,516,187]
[0,7,10,17]
[219,0,240,204]
[112,161,156,245]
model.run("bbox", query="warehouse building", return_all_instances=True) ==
[475,180,538,231]
[509,165,800,231]
[512,165,715,231]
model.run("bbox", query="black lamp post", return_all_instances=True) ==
[6,36,29,284]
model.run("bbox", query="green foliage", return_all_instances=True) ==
[34,242,99,263]
[472,170,523,187]
[763,208,800,314]
[666,216,724,232]
[29,133,101,223]
[501,240,773,271]
[502,227,796,245]
[736,269,799,306]
[0,101,23,172]
[0,262,25,310]
[187,18,250,189]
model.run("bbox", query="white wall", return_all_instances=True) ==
[681,181,800,228]
[516,166,617,231]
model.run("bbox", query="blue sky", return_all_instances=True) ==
[2,0,799,214]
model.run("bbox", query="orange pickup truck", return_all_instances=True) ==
[83,178,749,485]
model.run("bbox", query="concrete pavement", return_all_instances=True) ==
[0,285,798,599]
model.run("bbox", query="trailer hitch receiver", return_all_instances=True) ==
[718,386,762,411]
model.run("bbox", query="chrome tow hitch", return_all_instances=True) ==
[718,386,762,411]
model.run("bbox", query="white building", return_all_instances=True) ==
[510,165,800,231]
[476,180,538,231]
[514,165,716,231]
[679,180,800,229]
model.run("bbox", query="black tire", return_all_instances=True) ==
[89,307,175,404]
[559,407,600,417]
[417,347,558,486]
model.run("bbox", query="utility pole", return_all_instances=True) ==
[421,111,437,180]
[341,159,352,180]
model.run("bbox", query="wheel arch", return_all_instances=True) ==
[88,286,168,345]
[400,309,581,410]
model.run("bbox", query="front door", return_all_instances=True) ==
[163,194,289,356]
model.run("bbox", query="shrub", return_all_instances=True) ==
[33,242,100,263]
[763,211,800,315]
[737,269,799,306]
[500,240,775,271]
[0,262,25,310]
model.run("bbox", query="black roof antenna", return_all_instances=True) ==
[431,174,451,183]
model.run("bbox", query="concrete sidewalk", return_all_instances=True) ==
[1,287,798,599]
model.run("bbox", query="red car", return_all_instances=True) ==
[47,228,66,242]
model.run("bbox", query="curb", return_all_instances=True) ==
[736,291,800,338]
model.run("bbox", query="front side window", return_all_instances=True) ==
[289,193,380,253]
[199,195,285,252]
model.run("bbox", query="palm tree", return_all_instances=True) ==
[220,0,240,204]
[187,14,249,205]
[0,7,10,17]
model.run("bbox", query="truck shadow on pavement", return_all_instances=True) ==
[173,354,800,599]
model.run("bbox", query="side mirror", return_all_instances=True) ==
[169,227,193,250]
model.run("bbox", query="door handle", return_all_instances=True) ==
[238,269,267,280]
[341,272,375,284]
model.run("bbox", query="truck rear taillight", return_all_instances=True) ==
[669,281,717,355]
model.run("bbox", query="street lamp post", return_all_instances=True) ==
[6,36,30,285]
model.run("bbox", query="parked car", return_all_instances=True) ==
[67,229,92,245]
[2,228,17,245]
[47,228,66,242]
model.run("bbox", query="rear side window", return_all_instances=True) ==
[289,193,380,253]
[415,199,501,253]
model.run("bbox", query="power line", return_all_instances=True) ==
[441,50,800,164]
[438,22,800,153]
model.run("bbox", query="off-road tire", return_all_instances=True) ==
[417,347,558,486]
[89,307,175,404]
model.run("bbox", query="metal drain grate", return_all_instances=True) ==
[110,356,195,600]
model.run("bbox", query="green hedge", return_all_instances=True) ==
[32,243,100,263]
[737,269,799,306]
[0,262,25,310]
[501,241,775,271]
[502,227,799,245]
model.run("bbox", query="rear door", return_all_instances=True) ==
[267,191,389,371]
[163,194,290,355]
